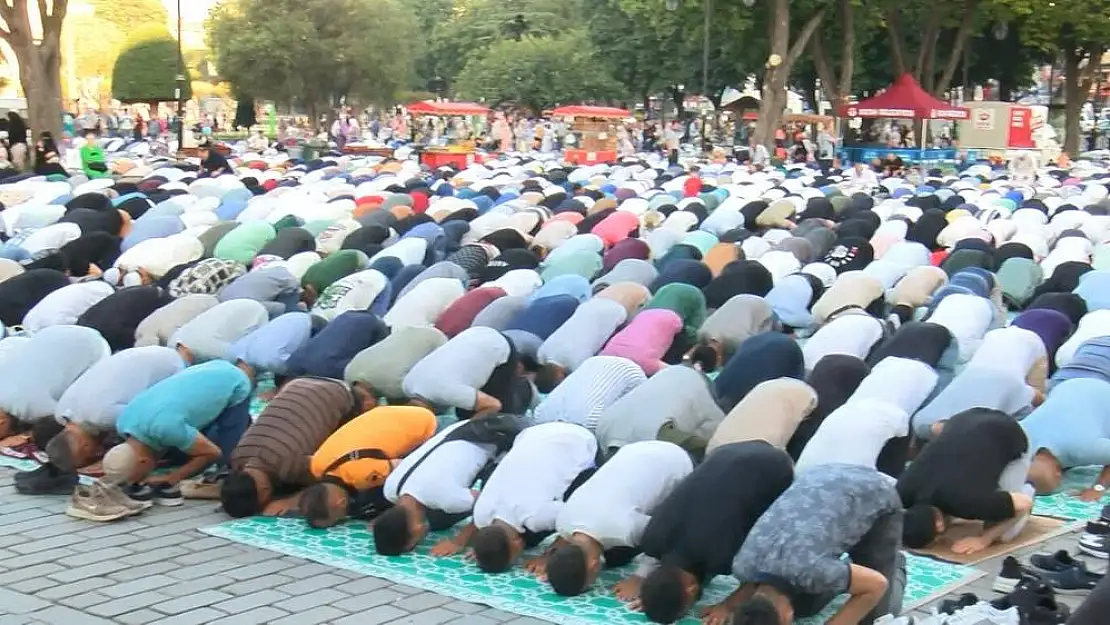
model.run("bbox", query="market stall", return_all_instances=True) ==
[407,100,490,169]
[837,74,969,164]
[549,105,632,165]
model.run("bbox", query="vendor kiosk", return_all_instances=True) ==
[407,100,490,169]
[550,105,632,165]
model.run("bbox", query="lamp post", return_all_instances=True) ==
[175,0,185,155]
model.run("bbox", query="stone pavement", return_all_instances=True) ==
[0,467,1100,625]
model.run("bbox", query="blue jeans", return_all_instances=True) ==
[200,399,252,464]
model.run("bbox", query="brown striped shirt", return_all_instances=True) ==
[230,377,355,485]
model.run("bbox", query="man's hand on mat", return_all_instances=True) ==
[700,602,731,625]
[951,535,991,555]
[613,576,642,602]
[524,556,548,578]
[1079,487,1105,502]
[430,539,465,557]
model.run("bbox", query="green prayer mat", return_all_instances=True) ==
[1033,466,1109,521]
[201,516,985,624]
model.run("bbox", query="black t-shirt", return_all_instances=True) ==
[0,269,70,327]
[201,150,231,176]
[639,441,794,581]
[898,408,1027,522]
[77,285,174,352]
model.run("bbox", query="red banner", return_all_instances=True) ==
[1007,107,1035,149]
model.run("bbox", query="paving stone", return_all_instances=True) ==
[166,560,241,580]
[67,532,142,553]
[206,606,289,625]
[101,575,180,598]
[146,607,226,625]
[109,561,180,581]
[154,590,236,615]
[7,576,60,594]
[393,592,455,612]
[334,588,403,612]
[390,583,426,595]
[221,559,299,581]
[49,559,132,583]
[504,618,554,625]
[119,546,190,566]
[447,617,502,625]
[159,575,238,599]
[444,600,487,614]
[474,608,522,622]
[334,576,391,594]
[59,590,114,610]
[62,546,135,567]
[32,606,117,625]
[174,544,246,565]
[221,574,296,596]
[269,605,347,625]
[211,589,290,614]
[33,577,113,601]
[333,606,409,625]
[117,609,165,625]
[0,587,51,614]
[273,573,349,595]
[383,607,459,625]
[86,592,171,618]
[0,562,64,585]
[274,588,348,612]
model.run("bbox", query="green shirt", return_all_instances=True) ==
[300,249,369,292]
[213,221,277,264]
[645,282,707,341]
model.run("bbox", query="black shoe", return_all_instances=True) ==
[1082,519,1110,538]
[151,484,183,507]
[937,592,978,615]
[1041,565,1103,595]
[1101,503,1110,523]
[1030,550,1088,574]
[1005,575,1054,614]
[13,464,78,495]
[993,555,1039,593]
[1024,595,1071,624]
[126,483,154,502]
[1079,533,1110,559]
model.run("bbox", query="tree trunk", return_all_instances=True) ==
[836,0,855,100]
[754,0,826,149]
[885,7,907,76]
[0,0,68,142]
[933,0,981,96]
[1063,48,1082,157]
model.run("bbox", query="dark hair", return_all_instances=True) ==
[31,418,64,449]
[688,342,719,373]
[641,564,688,624]
[889,304,914,325]
[732,595,782,625]
[301,483,335,529]
[903,503,939,548]
[220,471,262,518]
[43,432,74,472]
[534,363,563,394]
[372,506,412,556]
[546,544,588,596]
[472,525,513,573]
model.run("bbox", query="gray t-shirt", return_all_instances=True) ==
[732,464,901,597]
[218,266,301,304]
[345,326,447,400]
[595,365,724,451]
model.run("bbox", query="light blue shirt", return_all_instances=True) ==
[55,346,186,431]
[116,360,252,451]
[0,325,110,420]
[229,312,313,374]
[1022,377,1110,468]
[1074,270,1110,312]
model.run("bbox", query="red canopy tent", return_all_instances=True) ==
[549,105,631,119]
[407,100,490,116]
[838,74,969,120]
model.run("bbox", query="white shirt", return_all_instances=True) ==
[54,346,185,431]
[22,281,116,334]
[383,278,465,329]
[532,356,646,430]
[310,269,388,322]
[169,299,270,362]
[487,269,543,298]
[383,421,498,513]
[0,326,110,420]
[967,326,1046,379]
[537,298,628,370]
[472,422,597,533]
[849,356,939,416]
[1058,310,1110,368]
[795,397,909,471]
[115,233,203,278]
[20,222,81,256]
[802,313,886,372]
[369,237,427,267]
[928,293,994,364]
[556,441,692,549]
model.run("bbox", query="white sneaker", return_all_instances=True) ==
[946,602,993,625]
[984,603,1020,625]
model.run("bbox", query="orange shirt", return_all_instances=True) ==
[310,406,436,490]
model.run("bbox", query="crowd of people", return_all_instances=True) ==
[0,140,1109,624]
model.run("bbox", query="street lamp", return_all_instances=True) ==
[175,0,185,155]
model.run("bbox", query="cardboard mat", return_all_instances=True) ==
[202,516,985,624]
[909,515,1079,566]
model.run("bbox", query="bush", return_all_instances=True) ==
[111,25,192,104]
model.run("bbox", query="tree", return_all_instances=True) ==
[807,0,865,107]
[0,0,71,140]
[879,0,986,96]
[454,31,622,113]
[754,0,827,148]
[66,0,168,104]
[111,25,191,105]
[207,0,417,119]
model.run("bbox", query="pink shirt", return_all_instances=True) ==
[600,308,682,375]
[591,211,641,247]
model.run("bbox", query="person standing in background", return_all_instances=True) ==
[7,112,27,170]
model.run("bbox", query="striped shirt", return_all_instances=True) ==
[230,378,356,485]
[532,356,646,430]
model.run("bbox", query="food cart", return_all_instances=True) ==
[407,100,490,169]
[549,105,632,165]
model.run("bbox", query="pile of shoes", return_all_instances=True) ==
[65,481,153,522]
[1078,504,1110,559]
[996,551,1103,597]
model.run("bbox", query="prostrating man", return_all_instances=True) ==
[534,296,628,392]
[17,346,186,495]
[220,377,378,518]
[169,298,270,363]
[1024,377,1110,500]
[501,294,581,368]
[283,310,389,381]
[217,264,307,317]
[724,464,904,625]
[403,326,531,418]
[706,378,817,455]
[98,359,254,505]
[299,405,437,528]
[610,441,793,624]
[0,325,110,440]
[372,414,524,555]
[527,441,693,597]
[531,355,646,431]
[594,364,724,460]
[899,408,1034,555]
[344,326,448,404]
[429,422,598,573]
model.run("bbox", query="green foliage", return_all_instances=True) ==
[88,0,168,30]
[207,0,417,111]
[70,0,169,91]
[454,31,622,113]
[110,25,192,103]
